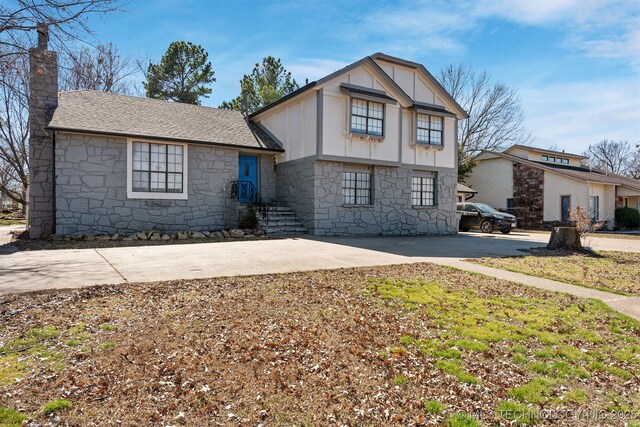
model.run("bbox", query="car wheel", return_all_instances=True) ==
[500,229,511,234]
[480,220,494,233]
[460,228,470,232]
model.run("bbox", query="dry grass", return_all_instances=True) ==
[0,264,638,426]
[469,249,640,296]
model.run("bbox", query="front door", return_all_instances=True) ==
[238,155,258,202]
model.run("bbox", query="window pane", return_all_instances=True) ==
[430,130,442,145]
[132,171,149,192]
[368,102,383,119]
[416,114,429,129]
[150,172,166,192]
[150,144,167,172]
[133,142,149,171]
[167,173,182,192]
[430,116,442,130]
[367,118,383,136]
[352,115,367,133]
[352,99,367,116]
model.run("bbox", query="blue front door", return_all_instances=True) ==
[238,155,258,202]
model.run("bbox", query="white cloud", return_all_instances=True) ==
[520,77,640,152]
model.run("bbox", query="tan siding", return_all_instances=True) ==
[466,158,513,209]
[543,172,588,221]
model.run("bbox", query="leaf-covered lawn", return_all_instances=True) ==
[1,264,638,426]
[468,249,640,296]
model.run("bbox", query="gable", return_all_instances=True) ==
[371,53,468,119]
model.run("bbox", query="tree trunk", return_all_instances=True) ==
[547,227,583,251]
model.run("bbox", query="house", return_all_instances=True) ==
[27,27,467,238]
[0,191,21,212]
[466,144,640,229]
[456,183,477,203]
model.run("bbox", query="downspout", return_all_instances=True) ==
[52,131,56,233]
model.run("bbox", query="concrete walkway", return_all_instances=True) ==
[0,229,638,319]
[433,258,640,321]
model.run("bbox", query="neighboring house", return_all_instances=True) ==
[27,28,467,238]
[467,145,640,229]
[0,191,21,211]
[456,183,477,202]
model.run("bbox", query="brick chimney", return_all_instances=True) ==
[28,24,58,239]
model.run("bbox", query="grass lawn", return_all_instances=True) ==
[517,229,640,240]
[1,264,638,426]
[469,249,640,296]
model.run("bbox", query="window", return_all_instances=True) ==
[342,172,372,205]
[411,176,435,206]
[589,196,599,221]
[562,158,569,164]
[351,99,384,136]
[416,114,443,145]
[561,195,571,222]
[542,155,548,161]
[506,198,514,210]
[128,140,188,199]
[542,155,569,164]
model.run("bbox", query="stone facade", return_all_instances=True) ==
[55,133,275,235]
[276,159,457,236]
[28,28,58,238]
[275,157,316,230]
[513,162,544,228]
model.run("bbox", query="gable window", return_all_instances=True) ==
[416,114,443,146]
[342,171,372,205]
[127,140,188,200]
[351,99,384,136]
[411,176,436,207]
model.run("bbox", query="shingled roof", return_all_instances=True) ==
[482,150,640,191]
[47,90,283,152]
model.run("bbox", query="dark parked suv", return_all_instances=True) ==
[457,202,517,234]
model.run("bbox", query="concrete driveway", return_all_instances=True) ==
[0,229,637,294]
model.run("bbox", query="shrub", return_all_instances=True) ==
[238,204,257,229]
[615,207,640,229]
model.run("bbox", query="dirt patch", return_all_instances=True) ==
[1,264,638,426]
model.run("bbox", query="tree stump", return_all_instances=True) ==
[547,227,582,251]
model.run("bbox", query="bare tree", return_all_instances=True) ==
[60,42,134,93]
[0,52,29,208]
[439,64,530,180]
[0,0,122,60]
[628,147,640,179]
[583,139,633,175]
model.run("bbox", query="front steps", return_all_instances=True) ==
[258,206,307,235]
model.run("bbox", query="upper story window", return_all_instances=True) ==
[351,99,384,137]
[342,171,372,205]
[127,140,188,200]
[542,155,569,164]
[416,113,443,146]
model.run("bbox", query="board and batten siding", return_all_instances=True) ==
[466,157,514,210]
[258,92,317,163]
[319,62,456,169]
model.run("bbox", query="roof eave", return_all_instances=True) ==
[48,126,285,153]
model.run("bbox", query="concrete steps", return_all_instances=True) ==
[258,206,307,235]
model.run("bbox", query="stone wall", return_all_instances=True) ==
[54,133,267,235]
[311,161,457,236]
[513,162,544,228]
[276,158,457,236]
[275,157,316,229]
[28,42,58,238]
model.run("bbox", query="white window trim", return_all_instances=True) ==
[126,138,189,200]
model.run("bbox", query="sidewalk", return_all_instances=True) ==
[432,258,640,321]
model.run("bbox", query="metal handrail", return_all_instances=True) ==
[230,180,269,233]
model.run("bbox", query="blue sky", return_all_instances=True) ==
[83,0,639,154]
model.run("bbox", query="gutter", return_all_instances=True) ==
[46,126,285,153]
